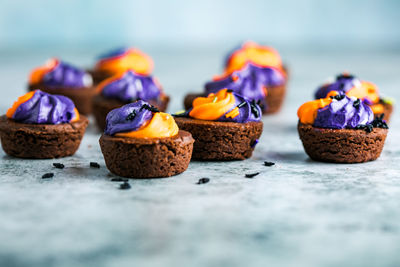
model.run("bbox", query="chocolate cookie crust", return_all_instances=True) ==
[174,117,263,160]
[92,94,170,131]
[264,83,286,114]
[379,101,393,122]
[99,130,194,178]
[0,115,88,159]
[28,84,96,115]
[87,70,112,85]
[297,122,388,163]
[183,83,286,115]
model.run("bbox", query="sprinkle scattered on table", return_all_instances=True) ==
[264,161,275,166]
[90,162,100,168]
[42,173,54,179]
[53,163,65,169]
[119,181,131,190]
[245,172,260,178]
[197,178,210,184]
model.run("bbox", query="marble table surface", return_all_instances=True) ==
[0,47,399,267]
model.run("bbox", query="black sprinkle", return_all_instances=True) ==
[250,100,260,118]
[353,99,361,108]
[264,161,275,166]
[111,178,129,182]
[355,124,373,133]
[140,104,159,113]
[371,114,388,129]
[337,73,354,80]
[355,114,388,133]
[53,163,64,169]
[237,101,247,108]
[42,173,54,179]
[226,89,233,93]
[245,172,260,178]
[119,181,131,190]
[330,94,345,101]
[126,110,137,121]
[197,178,210,184]
[90,162,100,168]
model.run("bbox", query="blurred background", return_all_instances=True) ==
[0,0,399,121]
[0,0,399,113]
[1,0,400,50]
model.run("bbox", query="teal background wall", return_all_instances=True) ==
[0,0,399,50]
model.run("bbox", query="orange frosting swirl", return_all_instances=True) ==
[346,81,380,104]
[6,90,36,118]
[189,89,236,120]
[115,112,178,138]
[297,92,336,124]
[225,41,283,74]
[370,103,384,114]
[29,58,58,84]
[95,48,153,76]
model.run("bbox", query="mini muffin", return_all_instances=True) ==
[184,41,288,114]
[176,89,263,160]
[92,70,169,130]
[315,73,394,122]
[99,100,194,178]
[0,90,88,159]
[28,58,95,115]
[90,47,153,84]
[297,93,388,163]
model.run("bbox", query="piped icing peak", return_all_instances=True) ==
[6,90,79,124]
[315,73,380,105]
[225,41,283,74]
[205,63,285,109]
[298,93,374,129]
[96,70,162,102]
[104,100,178,138]
[95,47,153,76]
[29,58,92,88]
[177,89,261,123]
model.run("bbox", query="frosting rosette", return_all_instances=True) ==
[225,41,283,74]
[177,89,261,123]
[315,73,380,105]
[104,100,178,138]
[29,58,93,88]
[298,93,374,129]
[95,47,153,76]
[6,90,79,124]
[205,63,285,108]
[96,70,162,102]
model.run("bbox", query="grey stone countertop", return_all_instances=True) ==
[0,47,399,267]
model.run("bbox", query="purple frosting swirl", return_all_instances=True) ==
[179,91,262,123]
[205,63,285,109]
[101,71,162,102]
[314,95,374,129]
[104,100,154,135]
[12,90,76,124]
[42,60,92,88]
[315,74,361,99]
